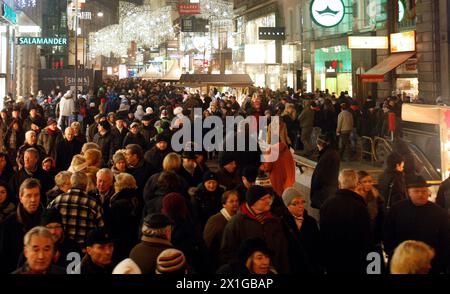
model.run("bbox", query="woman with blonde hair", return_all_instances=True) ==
[109,173,140,263]
[390,240,435,274]
[84,148,102,168]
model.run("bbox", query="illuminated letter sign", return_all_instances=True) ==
[310,0,345,28]
[17,37,68,46]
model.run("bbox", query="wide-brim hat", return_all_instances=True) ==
[406,175,431,188]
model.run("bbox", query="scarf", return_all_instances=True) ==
[241,203,273,224]
[294,215,304,231]
[46,127,56,136]
[17,204,43,232]
[220,208,232,221]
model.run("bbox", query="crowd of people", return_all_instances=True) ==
[0,78,448,274]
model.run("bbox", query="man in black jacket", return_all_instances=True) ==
[320,169,373,274]
[310,135,340,219]
[383,175,449,274]
[79,228,115,274]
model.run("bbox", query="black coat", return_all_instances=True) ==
[123,132,148,151]
[0,205,43,273]
[203,211,228,271]
[126,160,155,196]
[110,126,129,149]
[436,177,450,215]
[54,139,83,171]
[191,184,225,229]
[179,166,203,188]
[144,146,170,172]
[280,208,322,273]
[93,131,116,165]
[378,170,407,209]
[10,168,54,203]
[383,199,449,273]
[310,146,340,209]
[319,189,373,273]
[80,254,113,274]
[108,188,141,264]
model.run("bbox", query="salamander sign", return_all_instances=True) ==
[17,37,68,46]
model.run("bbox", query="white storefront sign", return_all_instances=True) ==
[310,0,345,28]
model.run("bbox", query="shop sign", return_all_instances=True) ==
[310,0,345,28]
[398,0,405,22]
[348,36,389,49]
[78,11,92,20]
[390,31,416,53]
[17,37,68,45]
[259,27,285,40]
[1,3,17,24]
[179,4,200,15]
[396,58,417,74]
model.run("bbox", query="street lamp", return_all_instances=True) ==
[97,11,104,18]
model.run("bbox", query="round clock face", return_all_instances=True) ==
[311,0,346,28]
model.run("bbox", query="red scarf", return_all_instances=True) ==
[240,203,273,223]
[46,127,56,136]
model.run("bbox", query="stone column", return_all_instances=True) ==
[416,0,440,103]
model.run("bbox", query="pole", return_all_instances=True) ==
[75,0,78,96]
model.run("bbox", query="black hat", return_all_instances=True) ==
[115,113,127,121]
[143,213,174,229]
[246,185,270,206]
[160,120,170,130]
[98,120,111,131]
[406,175,431,189]
[238,237,274,262]
[155,134,168,143]
[142,114,152,121]
[41,208,63,226]
[85,228,115,246]
[202,171,218,182]
[218,152,235,167]
[181,150,196,160]
[242,165,258,183]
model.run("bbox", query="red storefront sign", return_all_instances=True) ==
[179,4,200,14]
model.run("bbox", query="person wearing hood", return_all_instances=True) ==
[220,185,291,273]
[0,178,43,273]
[217,152,240,191]
[140,114,158,145]
[134,105,146,121]
[378,152,407,210]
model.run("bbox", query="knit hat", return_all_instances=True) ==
[218,152,235,167]
[85,228,115,247]
[281,187,302,206]
[202,171,218,183]
[246,185,269,206]
[142,114,152,121]
[155,134,168,143]
[47,117,57,126]
[160,109,169,118]
[112,151,126,164]
[156,249,187,274]
[238,237,274,262]
[41,208,63,226]
[112,258,142,274]
[242,165,259,183]
[146,107,154,114]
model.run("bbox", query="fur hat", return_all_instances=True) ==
[246,185,270,206]
[282,187,302,206]
[98,120,111,131]
[156,249,187,274]
[146,107,154,114]
[238,237,274,262]
[41,208,63,226]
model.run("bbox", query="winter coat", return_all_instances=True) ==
[93,131,116,165]
[108,188,141,264]
[336,110,354,134]
[59,96,75,117]
[126,160,155,196]
[436,177,450,215]
[203,210,231,271]
[319,189,373,273]
[220,208,291,273]
[383,199,449,273]
[0,204,43,273]
[144,146,170,172]
[179,166,204,189]
[310,146,340,209]
[261,142,295,197]
[10,168,54,203]
[110,127,129,150]
[217,167,240,191]
[37,127,64,158]
[129,236,173,274]
[16,143,47,168]
[12,263,66,274]
[122,132,148,150]
[79,254,113,274]
[190,184,225,229]
[377,170,407,209]
[54,139,83,171]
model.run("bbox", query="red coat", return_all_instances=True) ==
[262,142,295,196]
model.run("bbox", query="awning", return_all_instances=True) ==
[179,74,254,87]
[361,52,415,82]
